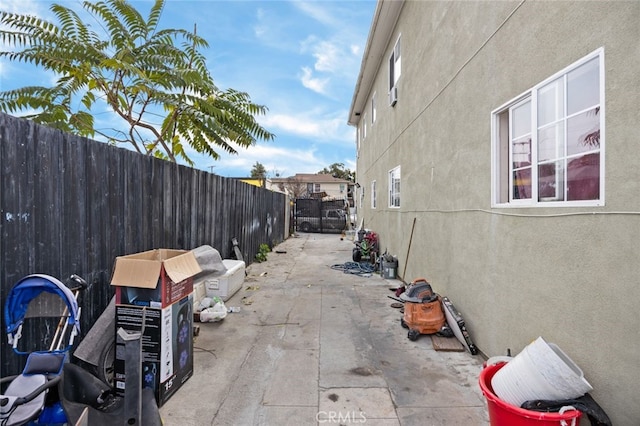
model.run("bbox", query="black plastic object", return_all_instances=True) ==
[521,393,611,426]
[400,279,437,303]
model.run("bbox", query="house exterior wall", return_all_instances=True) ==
[271,175,353,201]
[310,182,349,199]
[352,1,640,424]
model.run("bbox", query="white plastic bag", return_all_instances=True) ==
[196,297,213,312]
[199,297,227,322]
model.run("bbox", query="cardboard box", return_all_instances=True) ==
[203,259,246,301]
[111,249,201,308]
[114,294,193,407]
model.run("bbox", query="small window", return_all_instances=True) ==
[371,180,377,209]
[492,49,604,207]
[340,184,345,193]
[371,93,377,124]
[363,113,367,139]
[314,183,321,192]
[389,35,401,91]
[388,35,401,106]
[389,166,400,208]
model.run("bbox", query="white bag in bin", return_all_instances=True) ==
[199,296,227,322]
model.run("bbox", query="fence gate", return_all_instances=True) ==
[294,198,348,234]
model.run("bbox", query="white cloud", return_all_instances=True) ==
[300,36,343,75]
[299,66,328,95]
[260,108,353,143]
[296,6,370,97]
[221,142,355,178]
[253,8,267,38]
[2,0,43,15]
[312,40,341,73]
[249,3,306,53]
[290,2,339,28]
[189,139,328,177]
[344,158,356,173]
[185,110,357,177]
[0,0,48,61]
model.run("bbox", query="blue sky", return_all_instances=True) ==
[0,0,376,177]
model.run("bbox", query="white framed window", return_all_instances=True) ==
[371,93,377,124]
[314,183,321,192]
[371,180,377,209]
[492,48,604,207]
[389,35,401,90]
[388,35,401,106]
[363,113,367,139]
[389,166,400,208]
[340,184,345,194]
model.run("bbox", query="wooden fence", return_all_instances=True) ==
[0,113,288,376]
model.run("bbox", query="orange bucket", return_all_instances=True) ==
[479,363,582,426]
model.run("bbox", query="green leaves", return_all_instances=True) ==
[318,163,356,182]
[0,0,274,165]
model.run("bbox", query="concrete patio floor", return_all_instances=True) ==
[159,232,490,425]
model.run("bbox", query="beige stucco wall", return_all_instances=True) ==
[318,182,350,200]
[270,179,351,200]
[354,1,640,424]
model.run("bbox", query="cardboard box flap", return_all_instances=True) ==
[162,252,202,283]
[157,249,191,261]
[111,258,163,289]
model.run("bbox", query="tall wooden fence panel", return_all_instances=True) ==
[0,113,287,376]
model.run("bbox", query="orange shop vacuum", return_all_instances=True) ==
[399,278,446,341]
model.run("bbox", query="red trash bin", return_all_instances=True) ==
[479,363,582,426]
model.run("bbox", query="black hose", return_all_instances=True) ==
[330,262,377,276]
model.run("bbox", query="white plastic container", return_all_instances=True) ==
[491,336,592,407]
[204,259,245,301]
[192,281,207,312]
